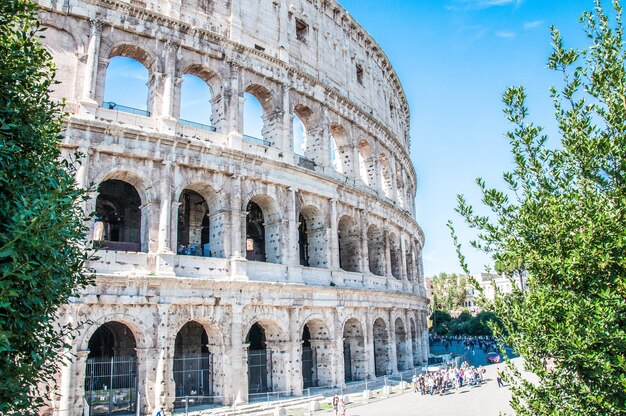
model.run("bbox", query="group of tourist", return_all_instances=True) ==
[431,334,499,354]
[411,361,486,396]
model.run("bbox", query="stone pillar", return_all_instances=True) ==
[359,209,369,274]
[81,18,102,109]
[388,312,398,374]
[280,84,291,151]
[56,347,75,416]
[230,175,243,258]
[277,0,289,61]
[227,304,247,404]
[72,350,90,416]
[390,157,399,202]
[363,314,376,379]
[404,311,415,368]
[158,161,173,253]
[373,142,382,192]
[421,312,429,365]
[136,347,159,414]
[399,235,408,281]
[332,310,345,387]
[287,187,298,264]
[170,201,181,253]
[383,221,391,278]
[151,304,173,412]
[225,63,243,149]
[229,0,242,42]
[266,341,290,393]
[329,199,339,269]
[160,41,178,121]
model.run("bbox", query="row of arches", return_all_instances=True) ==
[81,312,426,414]
[99,54,412,205]
[94,177,423,281]
[42,17,414,209]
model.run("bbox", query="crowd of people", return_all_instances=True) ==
[430,334,499,355]
[411,361,487,396]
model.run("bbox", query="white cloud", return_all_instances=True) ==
[446,0,523,11]
[523,20,544,30]
[495,30,516,39]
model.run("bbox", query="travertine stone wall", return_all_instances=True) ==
[36,0,429,414]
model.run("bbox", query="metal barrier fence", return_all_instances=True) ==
[85,356,137,416]
[179,119,217,132]
[243,134,271,147]
[101,102,150,117]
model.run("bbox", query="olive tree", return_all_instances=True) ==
[0,0,92,413]
[450,1,626,414]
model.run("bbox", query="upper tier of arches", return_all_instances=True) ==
[38,4,417,212]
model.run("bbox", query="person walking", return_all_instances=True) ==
[496,368,504,388]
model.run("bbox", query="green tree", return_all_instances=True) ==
[431,272,467,312]
[0,0,92,413]
[450,1,626,414]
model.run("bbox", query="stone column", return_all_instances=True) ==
[383,221,392,278]
[373,142,382,192]
[390,157,399,202]
[388,312,398,374]
[81,18,102,110]
[226,304,247,405]
[399,235,408,281]
[363,313,376,379]
[72,350,90,416]
[229,0,242,42]
[359,209,369,274]
[287,187,298,264]
[230,175,243,258]
[151,303,173,412]
[329,199,339,269]
[158,161,173,253]
[277,0,289,61]
[421,312,429,365]
[265,341,290,393]
[169,201,181,253]
[225,63,243,149]
[332,310,345,387]
[280,84,291,151]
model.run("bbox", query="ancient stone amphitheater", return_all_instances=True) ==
[37,0,428,414]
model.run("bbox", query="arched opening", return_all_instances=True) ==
[410,318,419,367]
[179,74,214,131]
[394,318,409,371]
[243,92,264,142]
[389,232,402,279]
[103,56,149,116]
[299,206,327,268]
[367,225,385,276]
[373,318,389,377]
[338,216,360,272]
[293,113,306,156]
[94,180,142,252]
[342,318,365,382]
[177,190,210,256]
[380,155,393,198]
[301,319,332,389]
[246,201,265,262]
[85,322,138,415]
[298,214,309,267]
[246,323,271,395]
[358,139,375,186]
[245,196,282,264]
[173,322,212,410]
[329,124,348,173]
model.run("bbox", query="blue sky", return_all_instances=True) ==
[339,0,593,275]
[103,0,598,276]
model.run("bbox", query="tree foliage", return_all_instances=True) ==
[430,272,467,312]
[432,310,500,336]
[450,1,626,414]
[0,0,92,413]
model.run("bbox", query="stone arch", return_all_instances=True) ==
[380,153,393,198]
[97,43,157,112]
[245,319,286,395]
[78,314,150,352]
[338,215,360,272]
[409,317,419,367]
[342,317,366,382]
[357,138,376,187]
[176,66,219,128]
[372,317,390,377]
[95,179,143,252]
[84,321,141,414]
[394,317,409,371]
[244,194,282,264]
[389,231,402,279]
[300,318,333,388]
[299,205,328,268]
[243,84,277,145]
[92,167,154,207]
[172,320,220,408]
[367,224,385,276]
[329,124,350,174]
[292,104,316,156]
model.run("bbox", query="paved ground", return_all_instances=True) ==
[331,359,516,416]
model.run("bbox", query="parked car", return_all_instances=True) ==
[486,351,501,364]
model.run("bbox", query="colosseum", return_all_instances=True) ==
[37,0,428,414]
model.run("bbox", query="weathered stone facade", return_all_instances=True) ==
[37,0,429,414]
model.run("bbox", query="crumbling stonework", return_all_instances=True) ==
[37,0,429,414]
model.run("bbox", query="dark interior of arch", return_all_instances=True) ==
[175,321,209,355]
[299,213,310,266]
[177,190,210,256]
[88,322,137,358]
[246,201,266,262]
[95,179,141,251]
[246,323,266,351]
